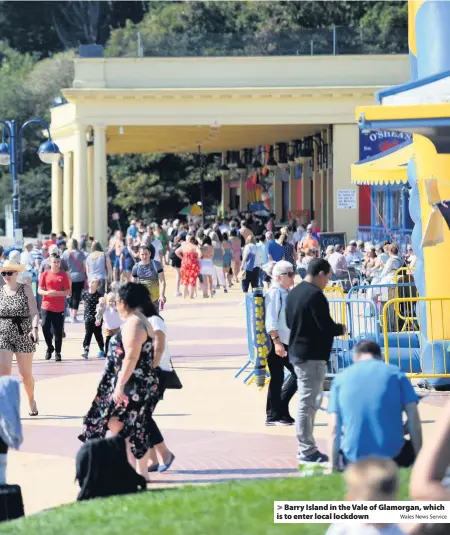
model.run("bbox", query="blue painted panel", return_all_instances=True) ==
[416,1,450,78]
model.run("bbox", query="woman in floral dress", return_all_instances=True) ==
[79,283,159,481]
[175,235,200,299]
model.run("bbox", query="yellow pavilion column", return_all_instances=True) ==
[301,161,311,218]
[332,124,359,238]
[94,125,108,246]
[220,151,230,216]
[273,146,282,221]
[221,176,230,216]
[321,129,329,231]
[327,127,334,231]
[239,150,248,212]
[87,137,95,237]
[63,152,73,236]
[313,139,322,228]
[51,158,63,233]
[288,144,297,217]
[73,125,88,240]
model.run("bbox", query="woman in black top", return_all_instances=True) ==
[169,236,183,297]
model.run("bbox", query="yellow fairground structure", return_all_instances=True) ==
[354,0,450,386]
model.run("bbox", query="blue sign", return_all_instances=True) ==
[359,130,413,160]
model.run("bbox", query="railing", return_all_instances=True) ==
[357,226,412,251]
[109,27,408,58]
[383,297,450,379]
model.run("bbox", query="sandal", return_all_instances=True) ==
[29,401,38,417]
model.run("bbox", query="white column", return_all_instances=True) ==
[332,124,359,239]
[73,126,88,240]
[87,142,95,237]
[94,125,107,246]
[63,152,73,236]
[51,159,63,233]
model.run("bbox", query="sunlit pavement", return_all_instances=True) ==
[7,271,448,515]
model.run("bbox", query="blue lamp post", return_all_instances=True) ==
[0,119,61,247]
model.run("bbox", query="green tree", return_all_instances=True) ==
[0,0,148,57]
[106,0,407,57]
[0,44,74,235]
[108,153,221,224]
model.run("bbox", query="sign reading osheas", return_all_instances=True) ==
[359,130,413,159]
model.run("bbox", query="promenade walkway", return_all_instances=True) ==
[6,273,448,515]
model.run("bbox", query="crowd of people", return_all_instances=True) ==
[0,210,446,535]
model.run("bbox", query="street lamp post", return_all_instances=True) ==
[0,118,61,247]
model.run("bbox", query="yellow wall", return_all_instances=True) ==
[72,55,409,91]
[332,124,360,239]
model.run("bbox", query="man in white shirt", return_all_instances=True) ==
[20,242,35,270]
[264,261,297,426]
[344,241,361,264]
[219,218,231,234]
[328,244,348,279]
[143,229,163,262]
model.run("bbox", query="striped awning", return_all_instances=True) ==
[351,140,413,185]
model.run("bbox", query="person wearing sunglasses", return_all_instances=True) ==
[264,261,297,426]
[0,259,40,416]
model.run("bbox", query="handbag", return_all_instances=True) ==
[158,359,183,390]
[0,484,25,521]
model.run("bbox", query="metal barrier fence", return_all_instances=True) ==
[327,298,379,377]
[382,297,450,379]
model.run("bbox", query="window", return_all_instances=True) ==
[373,188,387,227]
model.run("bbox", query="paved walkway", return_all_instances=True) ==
[6,272,449,515]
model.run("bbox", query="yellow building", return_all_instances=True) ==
[50,53,409,244]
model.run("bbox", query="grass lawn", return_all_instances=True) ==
[0,471,411,535]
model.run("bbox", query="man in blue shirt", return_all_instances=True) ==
[127,219,138,239]
[328,339,422,472]
[265,231,283,262]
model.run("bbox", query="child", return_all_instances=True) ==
[326,457,405,535]
[95,292,123,357]
[81,278,104,359]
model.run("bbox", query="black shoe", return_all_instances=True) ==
[265,420,278,426]
[55,353,62,362]
[277,418,295,426]
[62,331,66,338]
[279,415,295,425]
[297,450,329,463]
[45,350,53,360]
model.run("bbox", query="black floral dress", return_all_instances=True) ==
[79,329,159,459]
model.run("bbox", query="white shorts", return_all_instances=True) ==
[200,259,214,276]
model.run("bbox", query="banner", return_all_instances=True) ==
[274,501,450,524]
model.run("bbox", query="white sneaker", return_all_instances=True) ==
[175,292,182,297]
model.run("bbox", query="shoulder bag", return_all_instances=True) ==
[157,359,183,390]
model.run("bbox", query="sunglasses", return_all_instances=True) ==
[1,271,16,276]
[280,272,295,277]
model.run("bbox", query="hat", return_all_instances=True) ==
[349,240,357,246]
[24,241,33,248]
[0,259,24,272]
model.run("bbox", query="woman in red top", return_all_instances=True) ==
[38,254,71,362]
